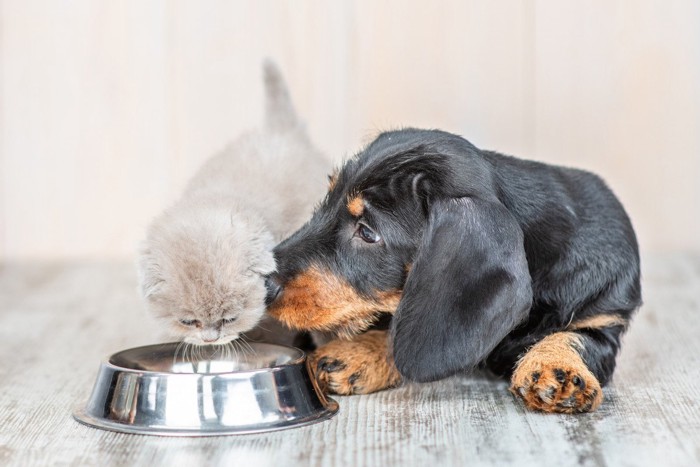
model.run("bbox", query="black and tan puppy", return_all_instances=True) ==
[266,128,641,413]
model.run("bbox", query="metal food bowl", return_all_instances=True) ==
[73,342,338,436]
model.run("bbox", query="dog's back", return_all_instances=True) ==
[484,150,641,319]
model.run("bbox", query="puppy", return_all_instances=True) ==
[266,128,641,414]
[137,61,331,346]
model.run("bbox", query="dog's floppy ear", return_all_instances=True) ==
[391,197,532,382]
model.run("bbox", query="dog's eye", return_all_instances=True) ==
[356,224,381,244]
[179,319,201,327]
[221,317,237,325]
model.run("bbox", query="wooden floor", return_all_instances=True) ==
[1,253,699,466]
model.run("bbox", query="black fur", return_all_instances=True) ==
[392,197,532,382]
[271,128,641,385]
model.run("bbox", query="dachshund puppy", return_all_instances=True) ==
[266,128,641,414]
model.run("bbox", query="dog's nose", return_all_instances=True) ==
[264,273,282,305]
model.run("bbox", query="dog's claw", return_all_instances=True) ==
[317,356,346,373]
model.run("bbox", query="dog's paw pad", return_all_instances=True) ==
[510,333,603,413]
[511,365,602,414]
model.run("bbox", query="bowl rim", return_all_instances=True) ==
[101,341,307,377]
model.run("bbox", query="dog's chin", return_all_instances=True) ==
[332,314,386,340]
[333,311,394,339]
[269,305,383,341]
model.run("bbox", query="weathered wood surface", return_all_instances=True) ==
[1,254,699,466]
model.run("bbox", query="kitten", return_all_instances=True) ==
[137,61,331,346]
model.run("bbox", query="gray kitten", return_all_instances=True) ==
[137,61,331,346]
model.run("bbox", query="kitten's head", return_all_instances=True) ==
[137,196,276,345]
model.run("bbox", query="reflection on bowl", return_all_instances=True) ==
[110,342,300,374]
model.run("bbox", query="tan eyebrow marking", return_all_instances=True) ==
[347,194,364,217]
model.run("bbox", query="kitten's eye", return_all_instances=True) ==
[179,319,200,327]
[222,317,237,325]
[355,223,381,244]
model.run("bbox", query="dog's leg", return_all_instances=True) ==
[510,316,626,413]
[307,330,401,395]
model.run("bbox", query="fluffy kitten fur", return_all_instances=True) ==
[137,61,331,345]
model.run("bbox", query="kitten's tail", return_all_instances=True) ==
[263,59,300,132]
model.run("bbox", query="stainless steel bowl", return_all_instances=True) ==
[73,342,338,436]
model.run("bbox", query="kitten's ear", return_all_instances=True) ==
[137,246,165,299]
[250,250,276,277]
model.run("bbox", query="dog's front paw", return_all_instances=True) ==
[510,332,603,413]
[307,330,401,395]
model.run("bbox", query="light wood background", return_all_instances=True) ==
[1,0,699,260]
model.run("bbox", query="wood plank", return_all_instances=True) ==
[1,254,699,466]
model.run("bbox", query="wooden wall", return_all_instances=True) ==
[1,0,698,259]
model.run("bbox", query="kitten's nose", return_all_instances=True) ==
[264,273,282,305]
[201,328,219,343]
